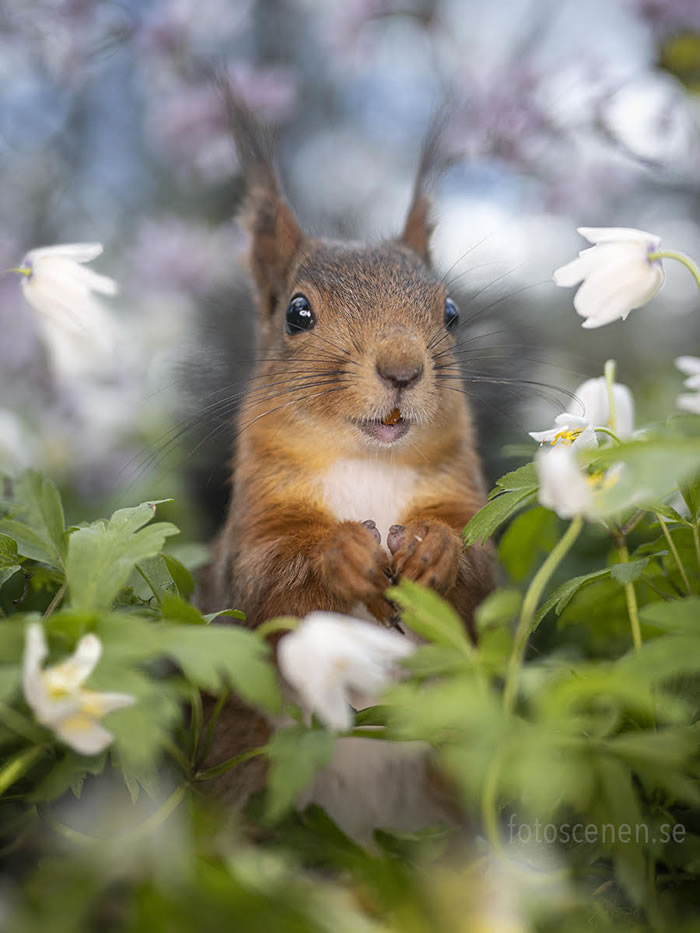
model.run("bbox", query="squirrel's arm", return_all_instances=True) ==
[391,498,495,642]
[215,500,393,628]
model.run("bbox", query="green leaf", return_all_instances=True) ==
[29,751,106,803]
[594,437,700,516]
[474,588,521,632]
[203,609,246,623]
[487,462,537,497]
[610,558,649,585]
[387,580,470,653]
[66,502,179,611]
[498,507,558,581]
[162,553,194,599]
[134,555,179,603]
[463,488,537,546]
[161,594,206,625]
[0,520,59,569]
[0,471,66,569]
[164,626,281,714]
[0,533,22,587]
[264,725,335,821]
[530,568,612,631]
[639,598,700,634]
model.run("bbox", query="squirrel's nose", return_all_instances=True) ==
[375,360,424,390]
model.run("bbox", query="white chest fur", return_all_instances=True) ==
[319,458,419,546]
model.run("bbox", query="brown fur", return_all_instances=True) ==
[201,93,495,818]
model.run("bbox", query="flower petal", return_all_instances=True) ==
[677,393,700,415]
[574,247,664,327]
[536,446,593,519]
[22,623,49,713]
[79,689,136,717]
[676,356,700,377]
[577,227,661,250]
[54,714,115,756]
[25,243,104,264]
[44,634,102,695]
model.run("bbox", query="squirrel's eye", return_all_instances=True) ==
[444,297,459,330]
[285,294,315,335]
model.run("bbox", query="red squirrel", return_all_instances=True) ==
[202,93,495,836]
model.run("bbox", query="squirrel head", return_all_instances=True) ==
[223,86,469,456]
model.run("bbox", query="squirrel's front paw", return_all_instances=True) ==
[317,520,392,606]
[388,520,461,594]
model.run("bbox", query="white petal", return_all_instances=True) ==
[529,427,559,444]
[25,243,104,264]
[612,384,635,436]
[577,227,661,250]
[684,374,700,391]
[278,613,411,732]
[552,247,600,287]
[54,714,115,756]
[572,378,634,435]
[677,393,700,415]
[44,633,102,694]
[675,356,700,377]
[536,446,593,519]
[22,623,49,713]
[571,424,599,450]
[574,247,664,327]
[79,689,136,717]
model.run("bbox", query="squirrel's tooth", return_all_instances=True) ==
[382,408,401,426]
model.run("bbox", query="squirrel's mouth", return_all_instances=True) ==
[355,409,410,445]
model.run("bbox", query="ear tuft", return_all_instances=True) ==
[399,110,450,263]
[216,72,304,321]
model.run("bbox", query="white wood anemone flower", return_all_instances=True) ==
[15,243,118,355]
[535,445,624,521]
[277,612,415,731]
[23,623,135,756]
[529,377,635,447]
[529,413,597,450]
[676,356,700,415]
[553,227,664,329]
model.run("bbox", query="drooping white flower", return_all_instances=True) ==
[277,612,414,731]
[529,376,634,449]
[23,623,135,756]
[676,356,700,414]
[573,376,635,437]
[553,227,664,328]
[16,243,118,359]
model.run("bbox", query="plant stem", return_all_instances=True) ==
[503,515,584,713]
[617,542,642,652]
[199,690,230,766]
[594,426,622,445]
[125,785,187,841]
[0,745,44,796]
[480,746,507,854]
[693,522,700,575]
[194,746,266,782]
[42,582,66,619]
[649,249,700,292]
[189,686,203,766]
[656,514,691,594]
[604,359,617,434]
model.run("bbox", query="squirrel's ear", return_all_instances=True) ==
[398,113,448,263]
[218,76,304,319]
[400,189,433,262]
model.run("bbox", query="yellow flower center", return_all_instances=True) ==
[551,429,579,446]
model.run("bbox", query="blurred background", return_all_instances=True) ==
[1,0,699,535]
